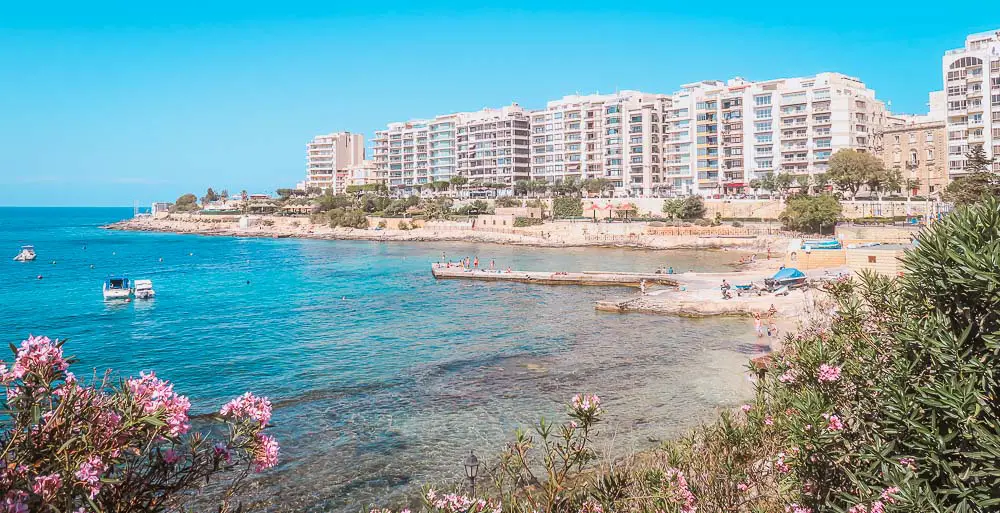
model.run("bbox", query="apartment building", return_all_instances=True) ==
[942,29,1000,177]
[305,132,365,193]
[877,120,947,197]
[372,105,530,194]
[675,73,888,196]
[530,91,674,197]
[456,105,531,187]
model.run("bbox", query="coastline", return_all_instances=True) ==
[103,215,788,252]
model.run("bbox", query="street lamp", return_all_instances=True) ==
[464,450,479,495]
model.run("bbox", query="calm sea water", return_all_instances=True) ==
[0,207,757,511]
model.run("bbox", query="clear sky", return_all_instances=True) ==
[1,1,998,206]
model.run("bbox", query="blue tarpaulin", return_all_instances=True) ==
[772,268,805,280]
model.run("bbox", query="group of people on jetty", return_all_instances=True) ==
[753,305,779,342]
[434,253,513,274]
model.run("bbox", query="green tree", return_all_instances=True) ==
[748,178,762,197]
[778,193,842,233]
[219,189,229,200]
[551,197,583,218]
[201,188,219,205]
[943,144,999,205]
[827,149,885,198]
[774,173,795,197]
[813,172,830,193]
[172,193,199,212]
[795,174,811,195]
[495,196,522,208]
[449,176,468,192]
[760,173,778,196]
[513,180,529,197]
[662,195,706,220]
[529,179,550,198]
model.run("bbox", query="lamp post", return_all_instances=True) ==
[464,450,479,496]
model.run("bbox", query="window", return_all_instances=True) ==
[926,131,934,142]
[754,121,772,132]
[606,105,620,114]
[868,255,877,264]
[756,134,772,143]
[927,148,935,160]
[553,112,563,119]
[893,135,900,144]
[909,149,918,164]
[908,133,916,143]
[755,108,772,119]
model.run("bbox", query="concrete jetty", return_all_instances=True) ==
[430,266,679,287]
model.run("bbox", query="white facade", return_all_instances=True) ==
[373,105,531,194]
[305,132,365,193]
[530,91,673,196]
[941,29,1000,177]
[675,73,887,195]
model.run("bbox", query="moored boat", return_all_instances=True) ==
[13,245,36,262]
[103,276,133,300]
[134,279,155,299]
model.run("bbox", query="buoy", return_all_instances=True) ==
[51,260,56,264]
[37,275,43,280]
[90,264,95,269]
[189,252,193,256]
[125,298,131,303]
[159,258,163,262]
[112,251,116,256]
[246,280,250,285]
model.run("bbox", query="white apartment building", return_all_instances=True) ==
[305,132,365,193]
[675,73,888,196]
[373,105,530,194]
[942,29,1000,177]
[530,91,675,197]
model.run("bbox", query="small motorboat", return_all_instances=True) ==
[134,279,155,299]
[765,268,807,291]
[103,276,133,300]
[13,245,36,262]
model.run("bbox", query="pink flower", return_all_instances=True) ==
[778,369,797,384]
[253,434,279,472]
[126,371,191,436]
[880,487,900,504]
[31,473,62,500]
[785,504,812,513]
[740,404,752,413]
[775,452,790,473]
[899,457,916,470]
[817,363,841,383]
[764,415,774,426]
[219,392,273,426]
[847,505,867,513]
[736,482,749,491]
[578,499,603,513]
[571,394,602,414]
[870,501,885,513]
[823,413,844,431]
[10,335,69,381]
[75,455,105,499]
[163,448,181,465]
[664,468,697,513]
[213,443,233,464]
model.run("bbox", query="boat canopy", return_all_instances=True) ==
[21,245,34,249]
[106,277,130,288]
[134,279,153,289]
[772,268,805,280]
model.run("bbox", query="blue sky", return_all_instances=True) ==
[1,1,998,206]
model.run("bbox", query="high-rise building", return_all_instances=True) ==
[674,73,888,196]
[941,29,1000,177]
[373,105,530,195]
[529,91,673,196]
[305,132,365,193]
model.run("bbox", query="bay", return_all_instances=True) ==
[0,207,757,511]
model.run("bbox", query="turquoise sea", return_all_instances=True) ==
[0,207,758,511]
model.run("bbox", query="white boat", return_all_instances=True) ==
[134,279,155,299]
[13,245,36,262]
[103,277,133,300]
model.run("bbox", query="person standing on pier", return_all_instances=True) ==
[473,256,479,269]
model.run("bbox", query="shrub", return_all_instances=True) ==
[778,194,842,233]
[662,196,706,220]
[513,217,544,227]
[552,197,583,218]
[495,197,522,208]
[693,218,712,226]
[377,220,387,229]
[0,335,278,511]
[731,221,743,227]
[397,221,410,230]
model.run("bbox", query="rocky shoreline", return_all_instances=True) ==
[104,216,786,252]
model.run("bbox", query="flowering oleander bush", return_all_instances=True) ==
[0,335,279,512]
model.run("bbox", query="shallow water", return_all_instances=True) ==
[0,207,758,511]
